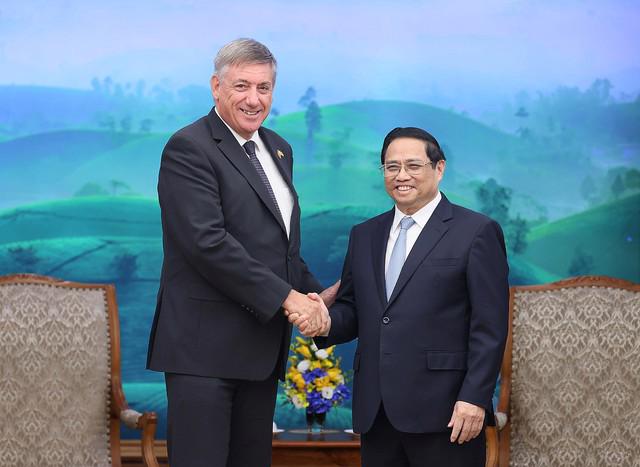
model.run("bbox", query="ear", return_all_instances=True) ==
[210,75,220,102]
[436,160,446,181]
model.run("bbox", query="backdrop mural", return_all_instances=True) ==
[1,0,638,439]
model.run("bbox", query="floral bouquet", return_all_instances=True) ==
[282,337,351,428]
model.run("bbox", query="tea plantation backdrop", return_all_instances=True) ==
[1,0,638,438]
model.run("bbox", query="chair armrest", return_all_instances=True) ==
[120,408,143,429]
[495,411,508,430]
[116,409,159,467]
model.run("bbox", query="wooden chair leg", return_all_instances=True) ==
[485,425,499,467]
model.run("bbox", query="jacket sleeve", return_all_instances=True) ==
[158,133,292,324]
[297,256,323,294]
[457,220,509,411]
[315,228,359,348]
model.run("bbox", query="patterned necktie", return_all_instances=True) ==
[243,140,283,220]
[386,216,416,299]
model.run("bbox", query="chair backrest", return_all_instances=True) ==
[0,274,117,466]
[505,276,640,466]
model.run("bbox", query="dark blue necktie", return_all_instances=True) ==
[243,140,283,220]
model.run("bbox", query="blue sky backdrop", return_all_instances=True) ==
[2,0,638,114]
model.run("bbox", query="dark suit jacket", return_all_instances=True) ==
[318,194,509,434]
[147,108,321,381]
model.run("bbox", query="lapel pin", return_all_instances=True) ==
[277,149,285,159]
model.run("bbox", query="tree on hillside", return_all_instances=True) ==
[476,178,532,255]
[568,246,594,276]
[586,78,613,105]
[110,180,131,196]
[74,182,109,197]
[139,118,154,133]
[111,252,138,283]
[611,174,625,199]
[298,87,316,108]
[305,101,322,145]
[506,215,529,255]
[298,87,322,162]
[103,76,114,95]
[476,178,512,226]
[99,115,116,132]
[580,175,599,206]
[8,246,40,272]
[136,80,146,99]
[625,169,640,191]
[120,115,132,133]
[91,77,102,93]
[328,128,352,170]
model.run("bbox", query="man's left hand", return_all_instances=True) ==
[447,401,485,444]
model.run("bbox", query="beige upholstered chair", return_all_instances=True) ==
[495,276,640,467]
[0,274,159,467]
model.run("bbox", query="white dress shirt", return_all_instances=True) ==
[215,108,294,238]
[384,192,442,274]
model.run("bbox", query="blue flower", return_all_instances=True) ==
[307,390,333,414]
[302,368,326,384]
[332,384,351,403]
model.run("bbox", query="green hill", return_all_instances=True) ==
[0,197,160,244]
[273,100,566,218]
[522,193,640,282]
[0,130,162,209]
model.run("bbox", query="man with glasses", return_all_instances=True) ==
[292,127,509,466]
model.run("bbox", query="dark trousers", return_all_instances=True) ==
[164,370,279,467]
[361,404,486,467]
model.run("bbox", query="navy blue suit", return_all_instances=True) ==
[319,194,508,464]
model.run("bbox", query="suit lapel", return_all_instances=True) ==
[385,195,453,309]
[372,209,394,309]
[260,128,295,193]
[208,110,287,234]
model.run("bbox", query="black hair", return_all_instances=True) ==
[380,127,446,164]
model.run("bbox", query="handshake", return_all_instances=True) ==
[282,281,339,337]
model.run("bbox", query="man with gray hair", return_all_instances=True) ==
[146,38,335,466]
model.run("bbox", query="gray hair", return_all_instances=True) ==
[214,38,277,84]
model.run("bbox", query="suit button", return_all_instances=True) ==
[287,255,292,261]
[382,316,390,324]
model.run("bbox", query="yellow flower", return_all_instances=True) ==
[321,359,334,368]
[310,360,322,370]
[326,346,336,355]
[314,376,331,389]
[327,368,342,381]
[293,373,306,390]
[295,345,312,359]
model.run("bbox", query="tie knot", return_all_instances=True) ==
[243,140,257,157]
[399,216,415,231]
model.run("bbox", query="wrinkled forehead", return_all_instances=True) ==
[218,61,276,84]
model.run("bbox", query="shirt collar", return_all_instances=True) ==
[391,191,442,232]
[215,106,258,147]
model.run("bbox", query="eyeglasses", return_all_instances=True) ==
[379,160,435,177]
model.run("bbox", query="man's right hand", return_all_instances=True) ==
[283,290,329,337]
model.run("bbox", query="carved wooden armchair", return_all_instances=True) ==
[495,276,640,466]
[0,274,159,467]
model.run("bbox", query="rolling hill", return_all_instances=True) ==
[523,193,640,282]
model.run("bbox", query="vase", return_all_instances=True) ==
[305,411,326,433]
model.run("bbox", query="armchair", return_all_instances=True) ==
[495,276,640,466]
[0,274,159,467]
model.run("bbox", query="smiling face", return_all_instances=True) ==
[383,137,445,215]
[211,61,274,139]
